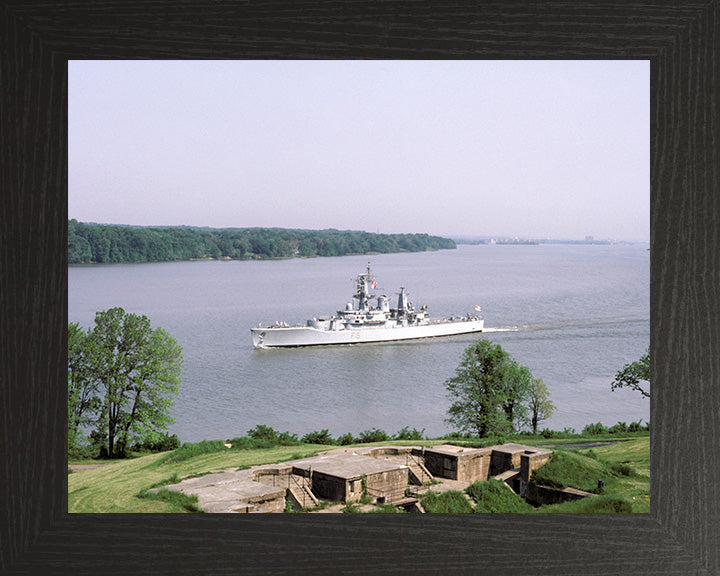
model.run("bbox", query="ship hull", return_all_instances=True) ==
[251,319,484,348]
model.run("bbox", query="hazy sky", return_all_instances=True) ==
[69,60,649,241]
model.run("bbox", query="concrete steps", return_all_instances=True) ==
[407,460,434,486]
[287,477,318,509]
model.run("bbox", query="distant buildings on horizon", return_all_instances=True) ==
[452,235,643,246]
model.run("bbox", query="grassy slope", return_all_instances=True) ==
[466,478,534,513]
[68,436,650,513]
[584,436,651,512]
[532,437,650,513]
[68,445,327,513]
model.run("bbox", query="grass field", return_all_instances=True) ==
[68,435,649,513]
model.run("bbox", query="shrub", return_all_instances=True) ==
[68,443,101,461]
[131,433,181,453]
[341,502,361,513]
[302,429,335,445]
[358,428,390,443]
[540,428,555,438]
[608,422,628,434]
[276,431,301,446]
[582,422,609,435]
[610,463,639,477]
[443,431,473,440]
[237,425,302,447]
[466,479,534,513]
[247,424,280,442]
[337,433,356,446]
[394,426,425,441]
[628,419,646,432]
[421,491,473,513]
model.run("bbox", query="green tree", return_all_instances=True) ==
[68,322,100,451]
[501,362,533,430]
[444,340,533,437]
[87,308,183,457]
[297,239,314,257]
[527,378,555,434]
[611,348,650,398]
[68,219,93,263]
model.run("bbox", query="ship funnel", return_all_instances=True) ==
[397,287,409,312]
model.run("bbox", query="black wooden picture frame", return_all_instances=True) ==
[1,2,718,574]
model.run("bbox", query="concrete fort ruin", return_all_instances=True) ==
[154,443,554,513]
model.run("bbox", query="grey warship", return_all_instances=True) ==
[251,263,483,348]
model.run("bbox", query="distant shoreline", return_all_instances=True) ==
[68,220,455,265]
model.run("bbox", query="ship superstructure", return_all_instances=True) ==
[251,263,483,348]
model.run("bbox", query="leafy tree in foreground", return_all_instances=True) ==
[444,340,534,437]
[86,308,183,457]
[611,348,650,399]
[527,378,555,434]
[68,322,100,451]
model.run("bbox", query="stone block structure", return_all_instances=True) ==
[157,443,555,512]
[255,451,410,504]
[304,453,409,503]
[420,443,552,490]
[422,445,492,482]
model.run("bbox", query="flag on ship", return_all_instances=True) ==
[475,305,482,312]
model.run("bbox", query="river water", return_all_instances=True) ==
[68,244,650,442]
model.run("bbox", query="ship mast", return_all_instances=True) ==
[353,261,375,312]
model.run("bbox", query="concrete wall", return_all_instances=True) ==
[370,447,411,457]
[520,452,552,484]
[233,489,287,513]
[490,450,519,476]
[312,471,347,501]
[424,449,491,483]
[424,451,459,480]
[456,453,491,482]
[311,468,408,503]
[364,468,408,503]
[254,467,293,487]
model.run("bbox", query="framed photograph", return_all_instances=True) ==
[3,1,717,574]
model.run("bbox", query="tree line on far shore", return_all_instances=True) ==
[68,220,456,264]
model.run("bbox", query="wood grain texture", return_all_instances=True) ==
[1,1,718,574]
